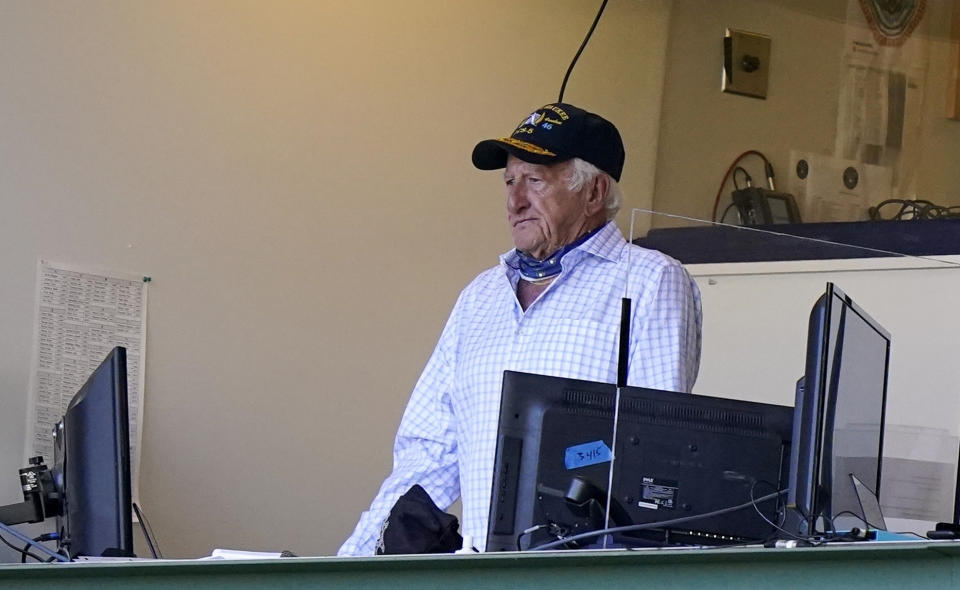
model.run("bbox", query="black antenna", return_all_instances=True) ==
[132,502,162,559]
[558,0,610,102]
[617,298,631,386]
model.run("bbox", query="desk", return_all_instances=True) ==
[1,542,959,589]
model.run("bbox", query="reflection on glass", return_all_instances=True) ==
[649,0,959,234]
[627,205,959,536]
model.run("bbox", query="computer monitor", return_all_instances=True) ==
[52,346,135,558]
[610,386,793,545]
[486,371,793,551]
[786,283,891,537]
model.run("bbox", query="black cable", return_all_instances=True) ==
[894,531,928,540]
[516,524,549,551]
[20,533,58,563]
[826,510,884,538]
[0,520,69,562]
[869,198,960,221]
[719,202,740,224]
[819,513,838,537]
[133,502,162,559]
[748,481,812,544]
[529,490,785,551]
[0,531,45,564]
[558,0,609,102]
[748,480,784,529]
[732,166,752,191]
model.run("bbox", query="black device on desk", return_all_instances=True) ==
[0,346,134,559]
[731,187,801,225]
[485,371,793,551]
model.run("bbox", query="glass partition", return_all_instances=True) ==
[624,204,960,541]
[623,0,959,540]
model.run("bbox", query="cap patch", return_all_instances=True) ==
[523,112,545,127]
[513,105,570,138]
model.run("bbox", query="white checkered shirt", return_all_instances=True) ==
[338,221,701,555]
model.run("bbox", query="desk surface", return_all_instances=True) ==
[2,541,960,589]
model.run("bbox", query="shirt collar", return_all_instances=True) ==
[500,220,624,272]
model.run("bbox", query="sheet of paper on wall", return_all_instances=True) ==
[836,0,929,198]
[24,260,149,502]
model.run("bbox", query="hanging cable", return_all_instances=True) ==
[558,0,609,102]
[732,166,752,190]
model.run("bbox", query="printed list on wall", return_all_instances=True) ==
[25,260,149,499]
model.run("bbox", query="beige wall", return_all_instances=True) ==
[0,0,671,559]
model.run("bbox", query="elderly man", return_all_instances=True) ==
[338,103,701,555]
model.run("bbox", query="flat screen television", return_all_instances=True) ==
[786,283,891,537]
[486,371,793,551]
[52,346,135,558]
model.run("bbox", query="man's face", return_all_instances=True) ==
[504,156,592,260]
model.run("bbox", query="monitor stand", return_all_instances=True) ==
[850,473,887,532]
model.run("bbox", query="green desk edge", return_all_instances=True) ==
[2,540,959,589]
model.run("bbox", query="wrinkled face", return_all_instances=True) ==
[504,156,592,260]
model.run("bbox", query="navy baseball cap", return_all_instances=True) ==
[471,103,625,181]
